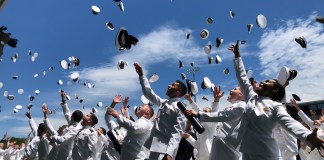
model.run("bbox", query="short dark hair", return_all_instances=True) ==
[271,79,286,102]
[148,105,154,118]
[176,80,187,97]
[90,113,98,126]
[72,110,83,122]
[38,123,47,134]
[100,127,107,136]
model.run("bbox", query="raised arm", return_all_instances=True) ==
[288,99,316,129]
[116,115,151,134]
[42,104,58,136]
[61,90,71,124]
[229,40,256,102]
[26,112,37,137]
[105,95,121,130]
[184,94,203,112]
[134,63,163,106]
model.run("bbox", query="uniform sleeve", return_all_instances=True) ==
[28,118,38,137]
[105,110,118,130]
[49,129,75,144]
[190,101,203,112]
[139,75,163,106]
[44,118,58,136]
[61,103,71,124]
[166,110,186,157]
[298,110,316,130]
[199,104,245,123]
[185,135,198,149]
[117,115,151,134]
[234,57,257,103]
[276,105,312,143]
[211,102,220,112]
[95,134,107,159]
[87,132,98,160]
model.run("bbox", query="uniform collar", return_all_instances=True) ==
[168,97,180,103]
[82,125,92,130]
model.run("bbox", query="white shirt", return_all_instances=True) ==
[117,115,152,160]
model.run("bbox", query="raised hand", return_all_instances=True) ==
[134,63,144,76]
[306,128,324,157]
[113,95,122,103]
[184,94,193,104]
[228,40,240,58]
[122,97,129,107]
[289,99,301,112]
[184,109,198,118]
[212,86,224,102]
[25,112,32,119]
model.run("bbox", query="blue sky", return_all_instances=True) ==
[0,0,323,137]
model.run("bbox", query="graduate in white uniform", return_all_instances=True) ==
[47,91,83,160]
[71,112,98,160]
[184,85,246,160]
[25,112,50,160]
[182,86,222,160]
[273,66,299,160]
[134,63,188,160]
[108,102,154,160]
[229,40,324,160]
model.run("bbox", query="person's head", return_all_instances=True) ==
[37,123,48,137]
[71,110,83,123]
[254,79,285,102]
[227,86,244,103]
[20,143,25,149]
[57,125,68,135]
[81,112,98,126]
[166,80,187,98]
[96,127,107,136]
[203,107,211,113]
[135,104,154,119]
[0,142,3,149]
[14,144,19,149]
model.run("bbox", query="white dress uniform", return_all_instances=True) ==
[15,147,26,160]
[234,57,312,160]
[139,75,186,159]
[197,100,246,160]
[25,118,40,160]
[47,103,82,160]
[101,112,121,160]
[3,146,15,160]
[0,148,4,160]
[185,101,218,160]
[100,139,120,160]
[95,134,108,160]
[71,125,98,160]
[117,115,153,160]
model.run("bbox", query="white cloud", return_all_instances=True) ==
[257,13,324,101]
[70,25,209,102]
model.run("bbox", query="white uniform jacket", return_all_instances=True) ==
[117,115,152,160]
[234,57,312,159]
[71,126,98,160]
[139,75,186,158]
[185,101,218,160]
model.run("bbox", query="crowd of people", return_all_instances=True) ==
[0,42,324,160]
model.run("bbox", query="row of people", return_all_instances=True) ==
[2,41,324,160]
